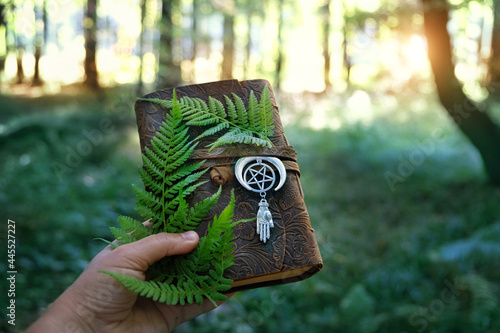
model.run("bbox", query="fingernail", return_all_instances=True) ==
[181,231,198,242]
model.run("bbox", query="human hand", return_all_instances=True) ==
[27,231,231,332]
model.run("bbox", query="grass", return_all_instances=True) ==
[1,87,500,332]
[177,91,500,332]
[0,87,143,331]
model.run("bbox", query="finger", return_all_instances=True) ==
[112,231,199,272]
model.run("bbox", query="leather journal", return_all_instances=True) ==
[134,79,323,293]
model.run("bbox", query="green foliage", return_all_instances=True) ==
[0,90,140,331]
[139,85,274,150]
[339,284,375,324]
[103,88,274,306]
[5,91,500,332]
[102,191,238,306]
[175,97,500,333]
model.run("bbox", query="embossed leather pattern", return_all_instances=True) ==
[135,79,323,292]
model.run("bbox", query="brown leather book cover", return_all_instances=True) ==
[135,79,322,292]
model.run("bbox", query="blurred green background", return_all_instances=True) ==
[2,0,500,332]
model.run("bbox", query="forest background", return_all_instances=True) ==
[1,0,500,332]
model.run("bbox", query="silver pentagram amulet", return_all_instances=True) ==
[235,156,286,243]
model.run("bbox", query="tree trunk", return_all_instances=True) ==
[321,0,331,91]
[0,4,7,76]
[489,0,500,83]
[83,0,99,90]
[32,0,45,87]
[137,0,146,95]
[275,0,284,91]
[190,0,198,81]
[220,13,234,80]
[158,0,181,89]
[16,43,24,84]
[422,0,500,185]
[342,23,351,87]
[244,13,252,79]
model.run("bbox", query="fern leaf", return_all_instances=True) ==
[162,131,191,159]
[258,85,275,136]
[184,113,218,126]
[143,146,164,171]
[100,270,150,295]
[194,97,210,115]
[184,280,195,304]
[139,158,162,181]
[224,95,237,123]
[110,87,278,305]
[232,93,248,126]
[247,90,260,130]
[194,122,231,141]
[109,226,137,245]
[167,169,209,198]
[117,215,150,239]
[157,122,187,146]
[187,185,222,225]
[137,97,173,109]
[139,168,162,195]
[158,283,170,303]
[166,192,190,232]
[132,185,162,218]
[197,190,236,265]
[207,128,272,150]
[163,160,205,187]
[164,142,198,173]
[194,292,204,305]
[209,96,227,118]
[150,132,171,155]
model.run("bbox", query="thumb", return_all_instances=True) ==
[113,231,199,272]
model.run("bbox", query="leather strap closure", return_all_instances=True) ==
[201,160,300,175]
[189,145,297,161]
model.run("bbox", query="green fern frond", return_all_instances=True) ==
[196,191,236,263]
[232,93,248,126]
[139,84,274,150]
[258,86,275,136]
[106,86,274,305]
[247,90,260,131]
[207,128,272,149]
[101,191,241,306]
[117,215,151,239]
[109,227,137,245]
[224,95,238,123]
[187,186,223,226]
[209,96,227,119]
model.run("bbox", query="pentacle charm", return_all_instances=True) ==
[235,156,286,243]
